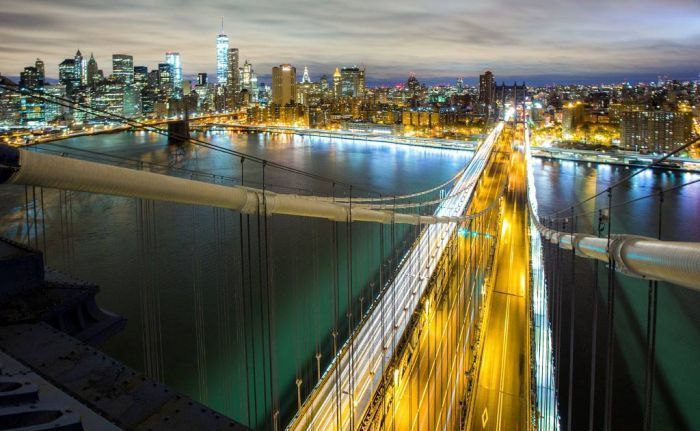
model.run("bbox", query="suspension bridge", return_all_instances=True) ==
[1,80,700,431]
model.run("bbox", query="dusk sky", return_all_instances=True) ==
[1,0,699,84]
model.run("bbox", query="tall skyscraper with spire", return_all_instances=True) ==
[216,18,229,86]
[333,67,342,96]
[302,66,311,84]
[86,53,98,86]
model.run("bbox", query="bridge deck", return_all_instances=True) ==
[380,121,511,431]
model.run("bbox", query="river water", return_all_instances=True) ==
[1,132,698,430]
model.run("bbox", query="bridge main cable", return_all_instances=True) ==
[0,133,497,226]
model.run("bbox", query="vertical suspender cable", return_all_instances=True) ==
[255,164,269,423]
[262,162,278,430]
[555,218,565,397]
[214,205,229,412]
[379,206,386,426]
[58,190,64,268]
[392,195,397,353]
[67,190,74,271]
[347,185,355,429]
[588,210,603,431]
[241,158,258,429]
[24,185,30,246]
[604,188,616,431]
[152,200,165,383]
[643,191,662,430]
[40,188,47,264]
[331,183,340,431]
[567,208,576,431]
[192,204,208,401]
[32,186,38,249]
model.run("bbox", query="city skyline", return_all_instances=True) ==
[1,0,699,84]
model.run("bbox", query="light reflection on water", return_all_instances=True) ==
[531,156,700,430]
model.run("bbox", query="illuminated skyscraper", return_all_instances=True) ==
[340,66,364,97]
[158,63,174,100]
[479,70,495,107]
[227,48,239,91]
[19,64,44,125]
[272,64,296,106]
[620,110,693,153]
[406,73,420,93]
[165,52,182,98]
[302,66,311,84]
[562,101,585,137]
[34,59,45,85]
[133,66,148,88]
[74,50,85,86]
[333,67,342,96]
[123,84,141,117]
[44,84,66,122]
[112,54,134,84]
[58,58,78,95]
[216,19,229,85]
[86,53,99,86]
[240,60,258,103]
[19,66,42,90]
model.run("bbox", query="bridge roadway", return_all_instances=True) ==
[379,124,512,431]
[467,124,531,431]
[287,122,506,431]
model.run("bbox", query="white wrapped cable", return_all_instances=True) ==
[0,145,492,226]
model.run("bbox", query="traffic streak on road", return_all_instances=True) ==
[467,123,531,431]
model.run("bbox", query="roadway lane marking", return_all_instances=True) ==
[492,290,523,298]
[496,295,511,431]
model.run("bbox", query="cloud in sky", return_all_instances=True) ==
[1,0,699,83]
